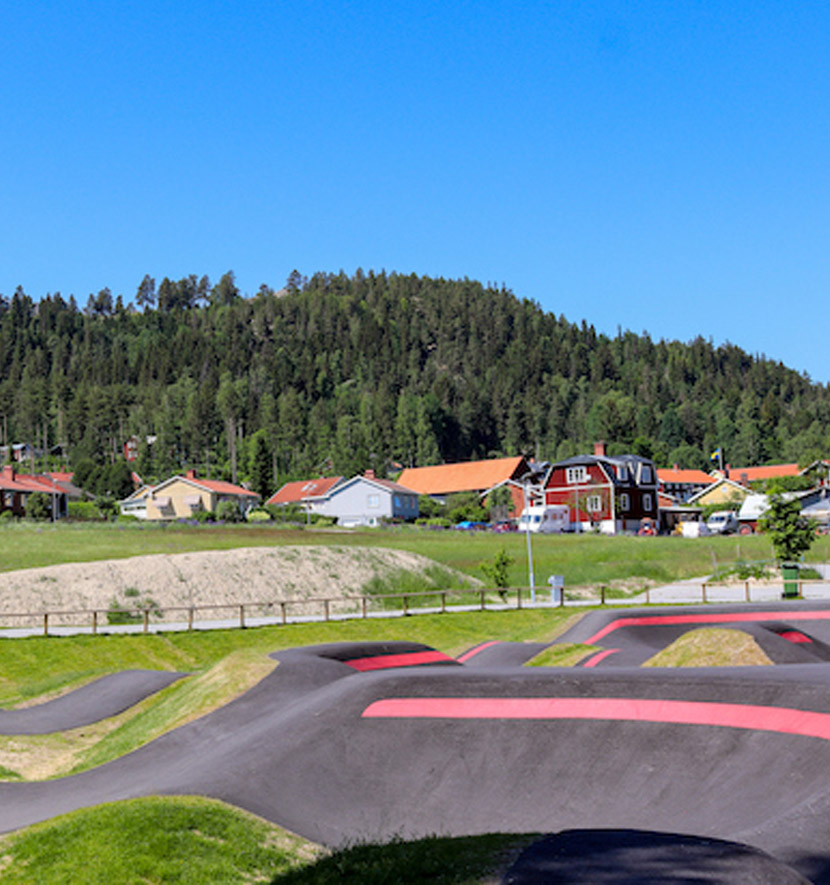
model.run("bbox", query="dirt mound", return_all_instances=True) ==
[0,546,471,625]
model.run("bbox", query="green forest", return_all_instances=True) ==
[1,270,828,496]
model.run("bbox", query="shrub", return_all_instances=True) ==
[215,500,243,522]
[480,548,514,588]
[67,500,101,521]
[0,509,16,523]
[190,509,215,523]
[246,509,272,522]
[25,492,52,521]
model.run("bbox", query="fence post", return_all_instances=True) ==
[516,587,522,610]
[745,581,750,603]
[480,590,486,611]
[600,585,606,605]
[239,604,245,629]
[441,592,446,614]
[43,612,48,637]
[646,586,651,605]
[324,599,330,622]
[403,595,409,616]
[362,597,368,619]
[280,601,287,625]
[143,608,149,633]
[559,588,565,608]
[92,610,98,635]
[702,582,707,604]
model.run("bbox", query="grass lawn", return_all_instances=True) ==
[0,521,816,591]
[0,795,534,884]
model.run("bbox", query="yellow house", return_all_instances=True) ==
[688,477,750,509]
[120,470,259,520]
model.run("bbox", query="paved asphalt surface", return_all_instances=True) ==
[5,606,830,881]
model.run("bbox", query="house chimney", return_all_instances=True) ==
[364,469,376,479]
[186,469,196,480]
[593,440,606,457]
[2,465,14,480]
[673,463,679,470]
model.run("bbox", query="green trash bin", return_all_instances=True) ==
[782,563,800,599]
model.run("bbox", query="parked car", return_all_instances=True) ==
[454,520,488,530]
[706,511,739,535]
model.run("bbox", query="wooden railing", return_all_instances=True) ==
[1,578,829,637]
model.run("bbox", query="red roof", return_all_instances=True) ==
[397,457,528,496]
[267,476,344,505]
[715,464,801,482]
[0,467,63,494]
[658,468,713,485]
[187,476,259,498]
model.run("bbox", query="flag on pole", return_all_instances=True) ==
[709,447,721,462]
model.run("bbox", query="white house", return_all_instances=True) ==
[320,471,419,527]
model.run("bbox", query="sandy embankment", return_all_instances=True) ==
[0,546,471,627]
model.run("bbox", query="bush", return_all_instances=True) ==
[67,501,101,521]
[480,548,514,588]
[246,509,272,522]
[25,492,52,521]
[190,508,215,523]
[215,500,243,522]
[0,509,16,523]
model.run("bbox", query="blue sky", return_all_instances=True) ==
[3,1,829,381]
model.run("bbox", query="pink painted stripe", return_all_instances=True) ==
[584,610,830,645]
[582,649,620,668]
[780,631,813,644]
[362,697,830,740]
[457,641,501,663]
[345,650,454,671]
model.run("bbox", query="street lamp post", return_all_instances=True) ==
[523,481,536,603]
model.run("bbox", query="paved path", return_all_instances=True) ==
[5,609,830,880]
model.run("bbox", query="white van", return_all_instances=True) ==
[518,505,570,534]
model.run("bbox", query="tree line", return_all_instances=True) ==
[1,269,828,498]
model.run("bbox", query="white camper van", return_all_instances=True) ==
[518,505,570,534]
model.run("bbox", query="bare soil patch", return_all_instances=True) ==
[0,546,469,626]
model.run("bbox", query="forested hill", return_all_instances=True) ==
[1,270,828,487]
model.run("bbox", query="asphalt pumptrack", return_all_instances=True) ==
[6,603,830,881]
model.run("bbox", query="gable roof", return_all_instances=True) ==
[658,468,713,485]
[712,463,801,482]
[267,476,344,506]
[151,473,259,499]
[688,476,751,504]
[330,475,419,497]
[397,457,528,496]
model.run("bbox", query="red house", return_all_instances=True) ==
[543,442,658,534]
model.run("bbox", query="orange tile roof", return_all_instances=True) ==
[718,464,801,481]
[397,457,528,496]
[267,476,344,505]
[658,468,713,484]
[190,477,259,498]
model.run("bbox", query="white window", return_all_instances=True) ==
[643,493,653,511]
[367,494,380,509]
[394,495,401,507]
[586,495,602,513]
[619,493,630,511]
[616,466,629,482]
[640,466,653,484]
[566,466,587,484]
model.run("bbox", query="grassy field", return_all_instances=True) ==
[0,520,816,591]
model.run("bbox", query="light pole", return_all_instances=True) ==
[523,481,536,603]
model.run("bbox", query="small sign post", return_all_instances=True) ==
[548,575,564,605]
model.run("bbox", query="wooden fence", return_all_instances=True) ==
[1,579,829,637]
